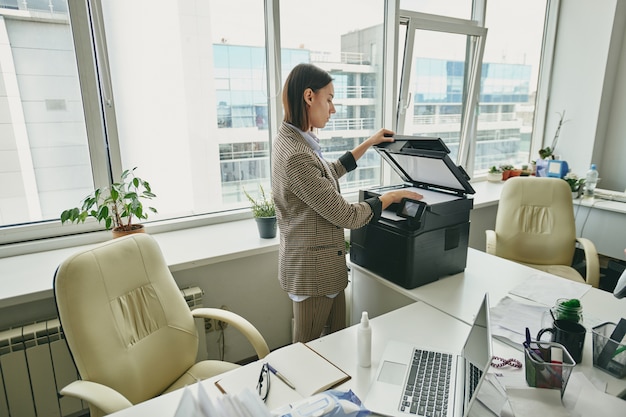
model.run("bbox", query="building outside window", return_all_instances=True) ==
[0,0,551,247]
[397,1,548,174]
[404,57,533,168]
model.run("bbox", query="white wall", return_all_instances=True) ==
[172,250,292,362]
[600,0,626,192]
[546,0,626,191]
[469,204,498,251]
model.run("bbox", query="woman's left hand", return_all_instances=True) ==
[351,128,396,161]
[368,128,395,146]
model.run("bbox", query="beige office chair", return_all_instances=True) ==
[486,176,600,287]
[54,233,270,417]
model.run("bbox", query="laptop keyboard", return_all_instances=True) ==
[400,349,452,416]
[467,362,483,400]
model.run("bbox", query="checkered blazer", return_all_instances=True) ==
[271,122,375,296]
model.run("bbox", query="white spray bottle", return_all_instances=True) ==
[357,311,372,367]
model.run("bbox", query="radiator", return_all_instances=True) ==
[0,286,205,417]
[181,286,208,362]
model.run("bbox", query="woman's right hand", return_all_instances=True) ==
[379,189,423,210]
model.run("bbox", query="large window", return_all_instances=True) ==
[101,0,270,219]
[475,0,548,173]
[279,0,386,193]
[396,0,550,176]
[0,2,92,229]
[395,15,487,170]
[0,0,554,248]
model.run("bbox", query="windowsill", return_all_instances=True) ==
[468,179,504,208]
[0,180,504,310]
[0,218,279,309]
[573,195,626,214]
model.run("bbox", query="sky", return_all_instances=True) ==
[209,0,546,60]
[208,0,547,87]
[209,0,385,52]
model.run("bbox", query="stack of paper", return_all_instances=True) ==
[508,274,591,306]
[174,383,272,417]
[490,274,593,349]
[490,296,548,349]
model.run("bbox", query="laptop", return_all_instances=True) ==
[364,294,492,417]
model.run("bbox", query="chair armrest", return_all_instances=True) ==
[576,237,600,288]
[192,308,270,359]
[60,380,132,415]
[485,230,497,255]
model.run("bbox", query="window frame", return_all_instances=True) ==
[0,0,558,253]
[395,10,487,176]
[0,0,265,250]
[530,0,559,160]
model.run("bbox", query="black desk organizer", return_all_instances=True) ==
[592,319,626,379]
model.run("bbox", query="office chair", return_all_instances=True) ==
[486,176,600,287]
[54,233,270,417]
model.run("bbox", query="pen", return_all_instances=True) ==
[266,363,296,390]
[524,327,544,361]
[527,348,545,363]
[612,345,626,358]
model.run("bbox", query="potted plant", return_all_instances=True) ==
[537,110,569,176]
[564,172,585,199]
[243,184,276,239]
[499,164,515,181]
[60,167,157,238]
[487,166,502,182]
[538,146,554,160]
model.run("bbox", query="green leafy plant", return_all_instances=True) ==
[243,184,275,218]
[564,172,585,192]
[540,110,569,160]
[60,167,157,231]
[538,146,554,160]
[489,166,502,174]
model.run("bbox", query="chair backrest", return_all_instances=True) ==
[494,176,576,266]
[54,234,198,405]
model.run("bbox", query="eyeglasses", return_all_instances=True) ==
[257,363,270,402]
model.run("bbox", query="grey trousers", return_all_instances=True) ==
[292,290,346,343]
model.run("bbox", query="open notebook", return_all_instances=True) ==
[215,342,350,410]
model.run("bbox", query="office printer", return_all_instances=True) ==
[350,136,475,289]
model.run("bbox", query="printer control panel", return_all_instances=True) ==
[397,198,426,220]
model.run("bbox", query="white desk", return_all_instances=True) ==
[95,250,626,415]
[350,248,626,396]
[350,249,626,327]
[108,295,626,416]
[107,302,472,416]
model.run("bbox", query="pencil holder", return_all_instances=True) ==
[524,341,575,396]
[592,322,626,379]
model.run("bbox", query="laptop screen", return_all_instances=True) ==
[463,294,492,370]
[462,294,493,416]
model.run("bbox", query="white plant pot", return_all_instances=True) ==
[487,172,502,182]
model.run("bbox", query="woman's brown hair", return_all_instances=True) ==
[282,63,333,131]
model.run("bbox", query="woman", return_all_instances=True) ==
[272,63,423,343]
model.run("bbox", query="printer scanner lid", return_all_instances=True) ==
[374,135,475,196]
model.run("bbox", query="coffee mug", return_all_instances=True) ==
[537,319,586,363]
